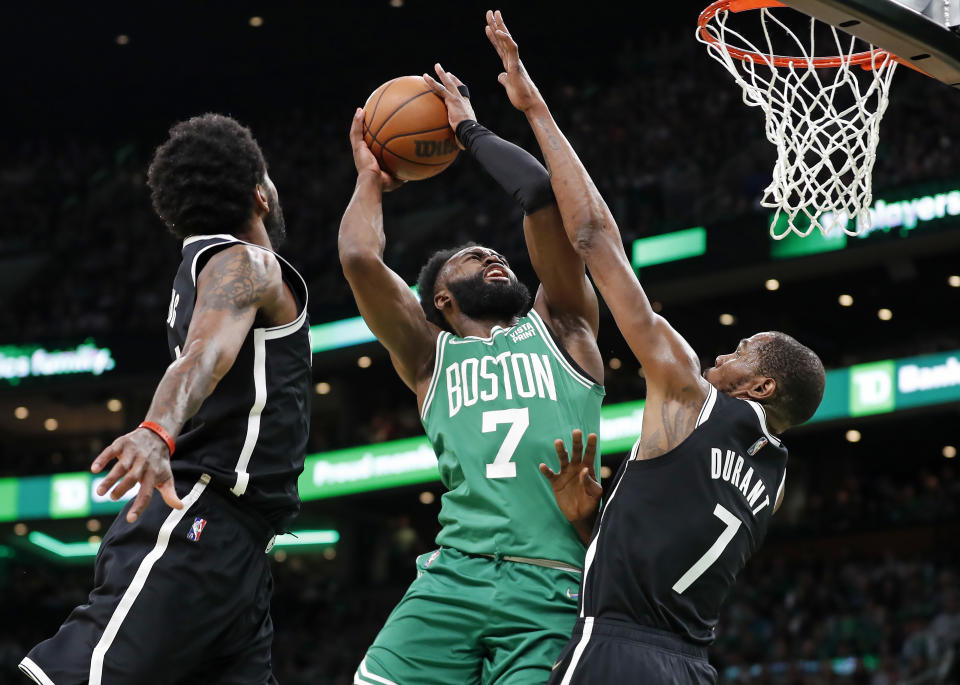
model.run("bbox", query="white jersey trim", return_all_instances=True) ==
[354,657,399,685]
[264,304,308,340]
[696,385,718,427]
[526,310,598,390]
[447,324,508,345]
[559,616,595,685]
[231,328,267,496]
[774,469,787,515]
[580,448,633,617]
[89,474,211,685]
[190,238,240,285]
[628,435,642,461]
[743,399,783,447]
[420,332,449,421]
[18,658,54,685]
[263,248,310,337]
[182,233,237,247]
[186,237,310,339]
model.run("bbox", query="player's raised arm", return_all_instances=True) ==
[91,244,288,522]
[484,11,703,394]
[424,65,603,384]
[339,108,439,393]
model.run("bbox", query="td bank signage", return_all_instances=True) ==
[843,352,960,418]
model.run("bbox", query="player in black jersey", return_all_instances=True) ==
[483,11,826,684]
[19,114,311,685]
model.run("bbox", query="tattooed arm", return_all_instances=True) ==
[486,12,709,459]
[91,245,290,521]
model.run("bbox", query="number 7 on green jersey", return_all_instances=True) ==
[483,408,529,479]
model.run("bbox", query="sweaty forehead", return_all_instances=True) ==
[445,246,503,268]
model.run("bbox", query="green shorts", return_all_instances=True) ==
[355,546,582,685]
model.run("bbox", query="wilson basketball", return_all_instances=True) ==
[363,75,459,181]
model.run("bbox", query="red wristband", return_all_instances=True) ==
[138,421,175,456]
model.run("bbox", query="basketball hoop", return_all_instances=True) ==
[697,0,902,239]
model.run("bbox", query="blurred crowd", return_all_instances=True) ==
[713,555,960,684]
[771,462,960,538]
[1,30,956,345]
[1,542,956,685]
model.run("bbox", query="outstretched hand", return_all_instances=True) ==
[349,108,405,192]
[91,427,184,523]
[485,10,543,113]
[540,429,602,525]
[422,63,476,147]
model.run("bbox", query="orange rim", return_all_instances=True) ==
[697,0,899,70]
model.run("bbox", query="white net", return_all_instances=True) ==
[697,3,899,239]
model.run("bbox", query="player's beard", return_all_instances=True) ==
[263,183,287,249]
[446,271,532,322]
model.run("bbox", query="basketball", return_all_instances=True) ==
[363,75,459,181]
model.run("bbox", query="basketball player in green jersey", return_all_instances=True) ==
[340,69,604,685]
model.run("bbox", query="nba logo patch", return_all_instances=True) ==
[747,436,769,456]
[187,517,207,542]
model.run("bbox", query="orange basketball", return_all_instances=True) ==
[363,75,459,181]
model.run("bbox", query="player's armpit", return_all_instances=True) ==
[526,208,604,383]
[525,206,601,328]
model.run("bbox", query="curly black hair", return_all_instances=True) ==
[416,242,476,332]
[147,113,267,239]
[755,332,825,427]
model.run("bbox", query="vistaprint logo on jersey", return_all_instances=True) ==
[509,322,536,343]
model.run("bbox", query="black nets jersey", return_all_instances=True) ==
[166,234,312,532]
[579,385,787,645]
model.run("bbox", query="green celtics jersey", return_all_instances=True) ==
[420,309,604,568]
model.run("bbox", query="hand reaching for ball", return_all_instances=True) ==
[485,10,544,114]
[422,63,476,147]
[349,108,405,192]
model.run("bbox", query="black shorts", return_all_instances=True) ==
[20,474,279,685]
[547,617,718,685]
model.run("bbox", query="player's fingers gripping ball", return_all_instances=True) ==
[363,75,460,181]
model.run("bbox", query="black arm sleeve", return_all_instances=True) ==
[456,120,556,216]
